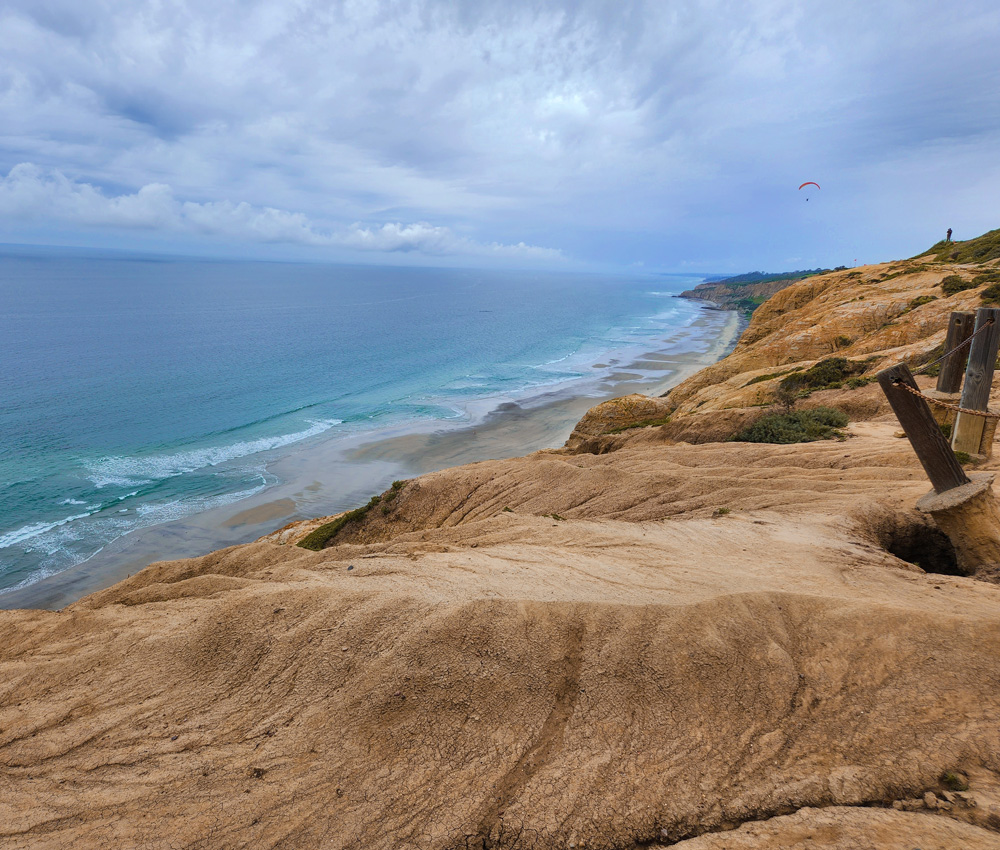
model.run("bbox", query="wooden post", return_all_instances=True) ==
[877,363,970,493]
[935,311,975,393]
[952,308,1000,456]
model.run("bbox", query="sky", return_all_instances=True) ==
[1,0,999,272]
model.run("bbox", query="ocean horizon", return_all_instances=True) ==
[0,248,729,596]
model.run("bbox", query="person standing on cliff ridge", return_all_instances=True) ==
[947,227,953,242]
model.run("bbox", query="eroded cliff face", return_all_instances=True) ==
[678,276,804,314]
[658,254,999,441]
[4,246,1000,850]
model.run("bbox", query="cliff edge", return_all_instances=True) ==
[678,270,823,315]
[4,233,1000,849]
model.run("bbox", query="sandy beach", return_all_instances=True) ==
[0,305,743,611]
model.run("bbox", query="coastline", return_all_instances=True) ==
[9,253,1000,847]
[0,304,742,611]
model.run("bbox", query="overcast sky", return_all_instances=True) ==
[1,0,998,272]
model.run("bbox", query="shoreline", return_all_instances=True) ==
[0,304,742,611]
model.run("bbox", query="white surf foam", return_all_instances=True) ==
[86,418,341,488]
[0,508,99,550]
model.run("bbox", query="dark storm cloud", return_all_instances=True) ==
[0,0,998,267]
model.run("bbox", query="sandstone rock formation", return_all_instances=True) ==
[562,392,672,452]
[4,246,1000,849]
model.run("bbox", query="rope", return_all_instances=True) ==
[910,317,993,376]
[891,380,1000,419]
[890,318,999,418]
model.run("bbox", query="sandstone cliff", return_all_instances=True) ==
[4,236,1000,849]
[678,275,810,315]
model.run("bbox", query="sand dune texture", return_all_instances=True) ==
[5,242,1000,848]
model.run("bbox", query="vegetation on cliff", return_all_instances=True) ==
[731,406,848,443]
[921,227,1000,264]
[661,235,1000,443]
[298,479,406,550]
[679,268,832,316]
[702,268,830,286]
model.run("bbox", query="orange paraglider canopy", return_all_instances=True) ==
[798,182,820,190]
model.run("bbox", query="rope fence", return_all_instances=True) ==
[890,380,1000,420]
[911,317,992,377]
[890,316,998,420]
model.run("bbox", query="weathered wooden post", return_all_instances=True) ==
[951,308,1000,458]
[878,361,1000,576]
[877,364,970,493]
[925,311,975,428]
[936,311,975,393]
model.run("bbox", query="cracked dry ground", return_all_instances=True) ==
[4,419,1000,849]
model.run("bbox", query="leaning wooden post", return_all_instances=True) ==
[877,363,970,493]
[879,362,1000,577]
[952,308,1000,457]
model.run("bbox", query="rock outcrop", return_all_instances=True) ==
[562,392,672,452]
[661,254,1000,443]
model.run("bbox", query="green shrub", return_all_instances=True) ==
[939,423,952,440]
[954,450,972,465]
[833,335,853,348]
[777,357,876,398]
[298,481,408,550]
[846,376,876,389]
[941,771,970,792]
[743,367,802,387]
[298,495,381,550]
[731,407,849,444]
[982,283,1000,305]
[382,479,407,502]
[920,229,1000,264]
[878,265,919,282]
[941,274,975,295]
[907,295,937,310]
[730,295,769,314]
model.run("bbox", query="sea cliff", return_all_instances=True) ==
[678,269,825,315]
[4,233,1000,849]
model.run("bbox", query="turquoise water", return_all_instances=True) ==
[0,248,709,592]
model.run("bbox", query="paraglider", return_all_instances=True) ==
[799,181,820,201]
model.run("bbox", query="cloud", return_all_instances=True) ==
[0,163,563,259]
[339,222,466,253]
[1,1,999,268]
[338,221,562,259]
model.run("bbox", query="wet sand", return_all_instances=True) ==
[222,499,298,528]
[1,306,743,610]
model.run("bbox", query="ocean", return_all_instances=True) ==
[0,248,729,597]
